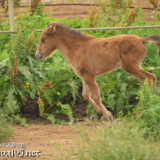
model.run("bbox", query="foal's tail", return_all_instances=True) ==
[143,36,160,56]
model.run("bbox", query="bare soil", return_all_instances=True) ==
[7,123,77,160]
[0,120,101,160]
[0,102,92,160]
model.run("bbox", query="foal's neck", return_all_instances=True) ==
[55,30,92,64]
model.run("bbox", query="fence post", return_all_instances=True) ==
[8,0,15,31]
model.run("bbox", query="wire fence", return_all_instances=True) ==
[1,25,160,34]
[1,2,160,34]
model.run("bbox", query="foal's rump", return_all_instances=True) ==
[120,35,147,65]
[88,34,160,76]
[120,35,160,57]
[121,35,160,65]
[89,35,144,75]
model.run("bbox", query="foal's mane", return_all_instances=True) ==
[48,23,94,40]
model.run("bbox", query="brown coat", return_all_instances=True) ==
[36,23,160,121]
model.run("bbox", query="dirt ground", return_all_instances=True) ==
[0,120,102,160]
[5,123,77,160]
[0,102,90,160]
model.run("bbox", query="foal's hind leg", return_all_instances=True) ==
[122,45,157,91]
[123,65,157,92]
[82,75,113,121]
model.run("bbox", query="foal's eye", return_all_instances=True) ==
[41,39,45,43]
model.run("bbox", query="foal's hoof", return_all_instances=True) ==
[106,111,114,121]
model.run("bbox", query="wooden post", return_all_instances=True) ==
[8,0,15,31]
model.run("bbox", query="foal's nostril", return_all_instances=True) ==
[35,51,43,59]
[35,54,39,58]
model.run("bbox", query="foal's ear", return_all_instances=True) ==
[45,25,56,35]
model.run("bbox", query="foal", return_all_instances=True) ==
[36,23,160,121]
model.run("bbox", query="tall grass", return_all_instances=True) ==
[135,80,160,139]
[61,122,160,160]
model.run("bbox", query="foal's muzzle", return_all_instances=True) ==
[35,51,43,59]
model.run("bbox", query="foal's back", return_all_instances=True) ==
[86,34,146,76]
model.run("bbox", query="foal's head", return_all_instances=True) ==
[35,23,58,59]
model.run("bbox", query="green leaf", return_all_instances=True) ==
[17,89,27,105]
[56,101,74,125]
[68,79,79,105]
[0,58,10,69]
[15,115,28,127]
[44,113,56,124]
[5,86,18,114]
[31,68,44,79]
[18,65,36,99]
[108,94,116,110]
[18,65,32,81]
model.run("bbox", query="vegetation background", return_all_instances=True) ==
[0,0,160,159]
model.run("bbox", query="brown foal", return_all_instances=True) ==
[36,23,160,121]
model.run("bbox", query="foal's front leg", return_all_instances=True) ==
[82,75,113,121]
[82,80,102,114]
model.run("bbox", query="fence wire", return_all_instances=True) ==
[1,25,160,34]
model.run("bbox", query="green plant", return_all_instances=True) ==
[37,53,80,124]
[0,16,44,123]
[30,0,42,16]
[136,80,160,139]
[98,0,134,27]
[89,7,99,28]
[0,110,11,141]
[44,103,74,125]
[98,70,139,113]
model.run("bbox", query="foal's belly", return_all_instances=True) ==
[92,51,122,76]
